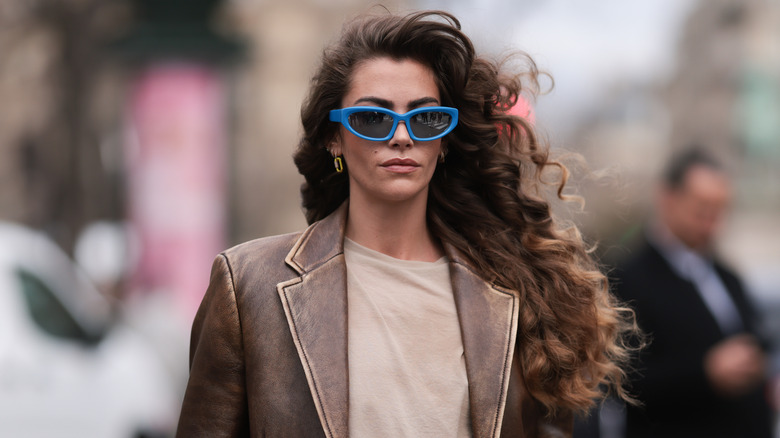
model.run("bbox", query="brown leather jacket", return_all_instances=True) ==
[177,203,573,437]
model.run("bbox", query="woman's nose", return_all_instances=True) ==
[390,121,413,148]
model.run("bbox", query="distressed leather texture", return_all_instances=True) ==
[177,202,573,437]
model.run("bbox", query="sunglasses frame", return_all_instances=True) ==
[329,106,459,141]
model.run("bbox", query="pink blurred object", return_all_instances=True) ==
[124,63,227,321]
[496,94,535,139]
[507,94,535,125]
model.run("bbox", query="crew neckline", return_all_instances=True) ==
[344,237,448,267]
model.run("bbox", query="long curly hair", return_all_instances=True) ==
[293,10,637,415]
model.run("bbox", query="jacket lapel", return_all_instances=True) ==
[447,244,521,438]
[277,203,349,438]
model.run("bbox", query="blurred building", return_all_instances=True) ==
[569,0,780,274]
[670,0,780,297]
[0,0,131,254]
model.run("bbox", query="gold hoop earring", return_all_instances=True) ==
[334,156,344,173]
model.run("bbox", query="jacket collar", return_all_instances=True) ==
[284,202,349,276]
[278,201,520,438]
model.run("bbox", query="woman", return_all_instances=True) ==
[177,10,634,438]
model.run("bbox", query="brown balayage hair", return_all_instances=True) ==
[293,10,636,415]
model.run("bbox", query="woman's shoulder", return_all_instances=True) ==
[217,204,346,276]
[218,231,304,275]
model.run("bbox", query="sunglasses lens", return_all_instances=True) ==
[409,111,453,140]
[347,111,394,139]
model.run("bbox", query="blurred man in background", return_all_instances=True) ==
[614,147,774,437]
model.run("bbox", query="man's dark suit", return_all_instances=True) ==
[613,237,773,438]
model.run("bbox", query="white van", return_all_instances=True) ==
[0,222,179,438]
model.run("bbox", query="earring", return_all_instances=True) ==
[334,156,344,173]
[438,151,446,163]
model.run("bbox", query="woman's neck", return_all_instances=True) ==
[345,195,444,262]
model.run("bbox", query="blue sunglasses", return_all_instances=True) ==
[329,106,458,141]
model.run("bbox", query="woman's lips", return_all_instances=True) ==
[380,158,420,173]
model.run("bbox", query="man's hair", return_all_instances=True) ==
[663,146,724,190]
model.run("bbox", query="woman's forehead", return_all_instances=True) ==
[343,57,439,109]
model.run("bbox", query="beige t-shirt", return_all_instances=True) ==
[344,238,471,437]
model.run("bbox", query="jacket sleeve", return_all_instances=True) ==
[177,254,250,437]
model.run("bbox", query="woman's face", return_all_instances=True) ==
[331,57,444,206]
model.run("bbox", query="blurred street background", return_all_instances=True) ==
[0,0,778,436]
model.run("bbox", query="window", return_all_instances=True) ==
[15,268,101,345]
